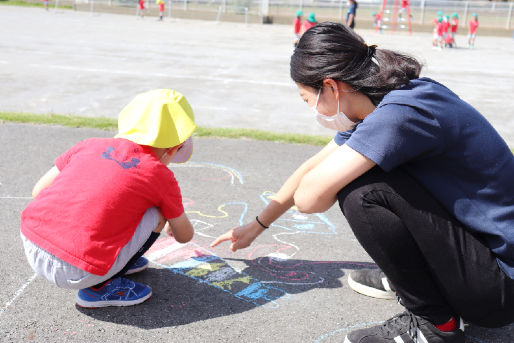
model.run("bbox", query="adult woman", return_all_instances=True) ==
[211,22,514,343]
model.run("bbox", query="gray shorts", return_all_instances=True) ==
[21,207,159,290]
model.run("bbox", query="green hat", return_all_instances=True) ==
[472,13,478,17]
[451,12,458,18]
[444,15,450,20]
[437,16,442,23]
[437,10,443,16]
[296,9,303,17]
[371,11,376,16]
[307,12,316,23]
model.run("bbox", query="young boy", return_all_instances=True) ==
[20,89,196,308]
[468,13,479,48]
[157,0,165,21]
[293,10,303,47]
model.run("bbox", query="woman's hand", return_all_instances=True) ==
[210,220,265,252]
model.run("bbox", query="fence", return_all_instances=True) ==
[50,0,514,30]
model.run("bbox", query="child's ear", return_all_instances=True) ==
[166,146,179,156]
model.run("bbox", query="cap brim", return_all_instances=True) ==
[171,136,193,163]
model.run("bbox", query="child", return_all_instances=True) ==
[301,12,317,35]
[293,10,303,47]
[157,0,165,21]
[138,0,145,18]
[371,11,382,33]
[450,13,459,46]
[441,15,450,44]
[432,16,443,48]
[468,13,479,48]
[20,89,196,308]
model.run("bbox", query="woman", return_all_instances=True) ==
[211,22,514,343]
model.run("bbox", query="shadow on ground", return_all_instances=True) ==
[76,257,375,328]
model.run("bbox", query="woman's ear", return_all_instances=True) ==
[322,79,340,99]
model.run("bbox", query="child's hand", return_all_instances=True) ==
[210,221,265,252]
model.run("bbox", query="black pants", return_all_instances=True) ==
[337,167,514,328]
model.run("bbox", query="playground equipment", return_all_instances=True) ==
[377,0,412,34]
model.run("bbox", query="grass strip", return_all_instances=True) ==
[0,0,72,9]
[0,112,332,146]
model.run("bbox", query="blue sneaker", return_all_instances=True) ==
[125,256,149,275]
[76,277,152,308]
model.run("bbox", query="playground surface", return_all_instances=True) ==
[0,6,514,145]
[1,5,514,343]
[1,122,514,342]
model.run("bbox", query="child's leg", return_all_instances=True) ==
[21,207,162,290]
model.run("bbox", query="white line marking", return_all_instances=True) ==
[0,196,32,199]
[29,63,293,87]
[0,273,37,317]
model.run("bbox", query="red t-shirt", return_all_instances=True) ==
[469,19,479,34]
[436,22,443,36]
[21,138,184,275]
[302,21,316,32]
[450,18,458,33]
[441,21,450,33]
[159,2,164,11]
[293,17,302,34]
[139,0,145,10]
[401,0,408,9]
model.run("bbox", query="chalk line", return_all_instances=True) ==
[0,273,37,317]
[29,63,293,88]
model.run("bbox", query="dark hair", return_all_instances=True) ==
[290,22,422,105]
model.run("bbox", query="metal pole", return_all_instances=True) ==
[245,7,248,25]
[507,2,513,30]
[419,0,425,25]
[222,0,226,13]
[90,0,94,14]
[183,0,187,11]
[54,0,59,10]
[462,1,469,29]
[168,0,172,18]
[339,0,343,20]
[299,0,303,11]
[109,0,111,6]
[216,5,222,22]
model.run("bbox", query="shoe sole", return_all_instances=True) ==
[347,274,396,300]
[124,263,149,275]
[75,289,152,308]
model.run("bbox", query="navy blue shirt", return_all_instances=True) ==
[334,78,514,278]
[346,2,357,28]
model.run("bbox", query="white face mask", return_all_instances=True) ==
[312,89,359,132]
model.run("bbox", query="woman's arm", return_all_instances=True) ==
[210,139,340,251]
[32,166,60,198]
[294,144,375,213]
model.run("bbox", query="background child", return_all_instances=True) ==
[301,12,317,35]
[157,0,165,21]
[450,13,459,46]
[468,13,479,48]
[138,0,145,18]
[371,11,382,33]
[293,10,303,47]
[20,89,196,308]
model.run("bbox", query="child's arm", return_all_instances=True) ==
[164,212,194,243]
[32,166,60,198]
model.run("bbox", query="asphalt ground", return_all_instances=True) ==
[1,6,514,146]
[1,122,514,343]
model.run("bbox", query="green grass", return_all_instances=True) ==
[0,0,72,9]
[0,112,333,146]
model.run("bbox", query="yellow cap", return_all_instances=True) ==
[116,89,196,149]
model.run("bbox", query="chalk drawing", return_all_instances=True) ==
[146,237,288,307]
[172,161,244,185]
[0,273,37,317]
